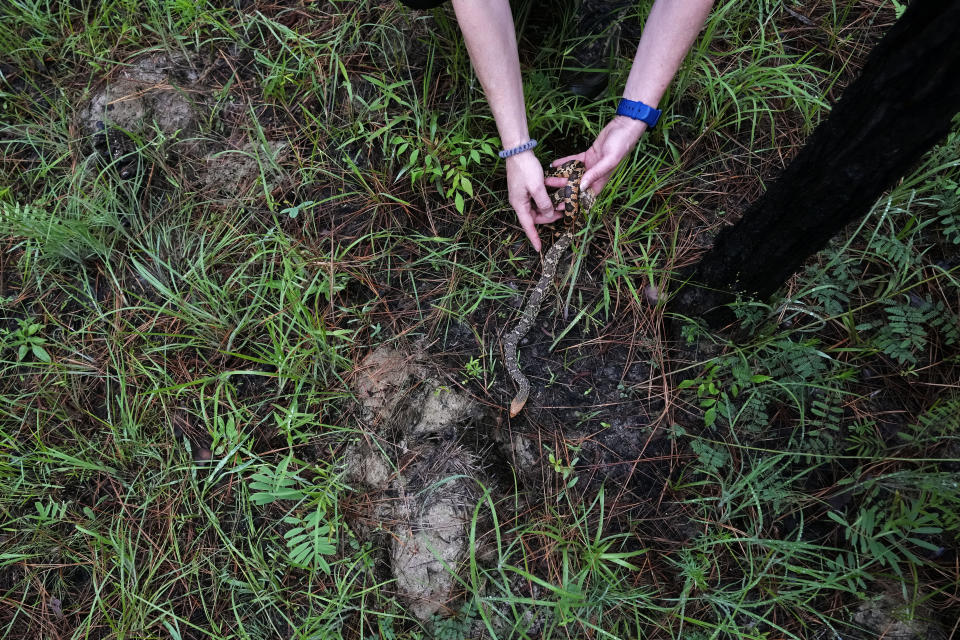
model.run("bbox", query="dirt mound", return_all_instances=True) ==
[81,53,206,148]
[850,586,950,640]
[346,345,493,620]
[80,53,289,196]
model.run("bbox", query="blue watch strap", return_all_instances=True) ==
[616,99,662,128]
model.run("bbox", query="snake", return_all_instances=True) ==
[504,160,596,417]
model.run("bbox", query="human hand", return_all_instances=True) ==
[546,116,648,198]
[506,151,563,252]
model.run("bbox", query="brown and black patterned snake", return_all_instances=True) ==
[504,160,596,417]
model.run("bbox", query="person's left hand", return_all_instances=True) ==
[505,151,563,252]
[545,116,649,199]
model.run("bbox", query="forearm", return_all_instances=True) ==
[573,0,714,192]
[623,0,714,108]
[451,0,530,148]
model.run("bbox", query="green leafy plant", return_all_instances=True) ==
[689,438,729,472]
[461,355,484,384]
[902,394,960,444]
[33,498,68,524]
[935,177,960,243]
[2,318,51,363]
[678,362,728,429]
[679,360,771,430]
[272,398,318,446]
[249,455,308,506]
[827,483,945,598]
[389,124,493,214]
[279,199,316,219]
[283,506,337,572]
[248,455,341,573]
[545,444,580,498]
[856,295,959,366]
[208,411,249,457]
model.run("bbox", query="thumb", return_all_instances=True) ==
[580,156,618,192]
[531,185,554,218]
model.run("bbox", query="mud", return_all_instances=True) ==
[849,585,950,639]
[81,53,206,152]
[346,345,494,621]
[80,53,289,196]
[439,283,673,502]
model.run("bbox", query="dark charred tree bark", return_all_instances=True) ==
[671,0,960,329]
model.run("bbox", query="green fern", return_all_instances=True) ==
[786,389,843,464]
[901,394,960,444]
[763,337,832,385]
[845,420,886,458]
[856,295,958,365]
[731,390,769,437]
[248,455,341,574]
[828,470,960,599]
[935,178,960,244]
[283,507,336,573]
[690,439,730,472]
[248,455,307,505]
[803,253,857,317]
[927,300,960,345]
[827,496,939,582]
[869,233,916,275]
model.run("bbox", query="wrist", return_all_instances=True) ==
[612,115,648,141]
[504,148,537,164]
[500,133,532,148]
[616,98,662,129]
[498,138,537,159]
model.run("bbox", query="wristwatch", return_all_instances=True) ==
[616,99,662,128]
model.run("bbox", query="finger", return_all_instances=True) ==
[532,211,564,224]
[544,176,569,188]
[586,176,609,194]
[551,152,586,167]
[580,156,619,192]
[518,212,542,252]
[531,186,554,219]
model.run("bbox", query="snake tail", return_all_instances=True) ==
[506,232,573,416]
[509,395,527,418]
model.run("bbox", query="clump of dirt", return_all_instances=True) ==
[79,53,291,197]
[353,346,430,428]
[346,345,495,621]
[196,140,290,198]
[81,53,207,151]
[848,585,950,639]
[389,441,483,621]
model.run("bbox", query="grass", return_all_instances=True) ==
[2,0,959,638]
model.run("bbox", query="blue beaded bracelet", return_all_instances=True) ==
[616,99,662,128]
[498,139,537,158]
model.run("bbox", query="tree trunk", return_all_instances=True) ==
[671,0,960,329]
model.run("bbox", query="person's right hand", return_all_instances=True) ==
[545,116,648,198]
[505,152,563,252]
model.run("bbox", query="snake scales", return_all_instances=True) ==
[504,160,595,417]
